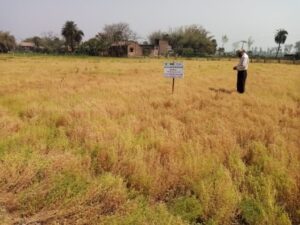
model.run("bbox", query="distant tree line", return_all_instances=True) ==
[148,25,217,57]
[22,33,65,54]
[1,21,300,59]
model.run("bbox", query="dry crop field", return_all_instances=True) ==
[0,55,299,225]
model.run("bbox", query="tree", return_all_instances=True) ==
[211,39,217,55]
[247,37,255,51]
[24,36,42,51]
[221,35,229,48]
[77,38,106,56]
[23,33,64,53]
[32,36,42,48]
[93,23,136,54]
[240,40,247,49]
[274,29,288,58]
[284,44,293,54]
[148,31,166,45]
[0,31,16,53]
[102,23,136,43]
[232,42,240,51]
[41,32,64,53]
[294,41,300,53]
[62,21,84,52]
[149,25,217,56]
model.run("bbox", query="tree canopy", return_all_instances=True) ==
[148,25,217,56]
[76,23,136,56]
[0,31,16,53]
[22,33,64,53]
[294,41,300,53]
[62,21,84,52]
[274,29,288,57]
[102,23,136,43]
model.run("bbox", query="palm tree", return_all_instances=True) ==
[61,21,84,52]
[275,29,288,58]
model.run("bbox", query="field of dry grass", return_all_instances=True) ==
[0,54,299,225]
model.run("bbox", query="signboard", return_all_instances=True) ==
[164,62,184,78]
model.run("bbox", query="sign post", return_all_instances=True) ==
[164,62,184,94]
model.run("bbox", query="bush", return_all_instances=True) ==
[168,196,203,224]
[240,198,265,225]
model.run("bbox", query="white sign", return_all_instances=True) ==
[164,62,184,78]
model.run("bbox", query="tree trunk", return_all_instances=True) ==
[276,43,281,58]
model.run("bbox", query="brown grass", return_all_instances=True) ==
[0,55,299,225]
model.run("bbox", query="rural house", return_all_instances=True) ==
[18,42,36,51]
[108,39,172,57]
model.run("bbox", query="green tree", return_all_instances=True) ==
[294,41,300,53]
[93,23,136,54]
[24,36,42,51]
[62,21,84,52]
[77,38,106,56]
[41,33,64,53]
[284,44,293,54]
[275,29,288,58]
[221,35,229,48]
[148,31,168,45]
[149,25,217,56]
[0,31,16,53]
[32,36,42,48]
[24,33,64,53]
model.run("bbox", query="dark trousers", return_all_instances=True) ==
[237,70,247,93]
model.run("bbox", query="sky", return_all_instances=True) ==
[0,0,299,51]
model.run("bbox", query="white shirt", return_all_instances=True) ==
[236,53,249,71]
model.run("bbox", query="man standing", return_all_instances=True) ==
[233,49,249,93]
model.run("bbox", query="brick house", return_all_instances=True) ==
[109,40,171,57]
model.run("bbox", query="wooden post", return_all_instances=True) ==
[172,78,175,94]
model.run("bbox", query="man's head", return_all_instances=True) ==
[236,49,245,58]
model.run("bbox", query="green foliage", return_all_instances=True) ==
[19,172,89,213]
[20,33,64,53]
[168,196,203,224]
[294,41,300,53]
[191,165,239,224]
[24,36,42,48]
[101,198,187,225]
[274,29,288,57]
[181,48,195,57]
[46,172,88,203]
[148,25,217,56]
[62,21,84,52]
[0,31,16,53]
[240,142,294,225]
[77,38,106,56]
[240,198,265,225]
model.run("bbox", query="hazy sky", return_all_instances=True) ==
[1,0,299,50]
